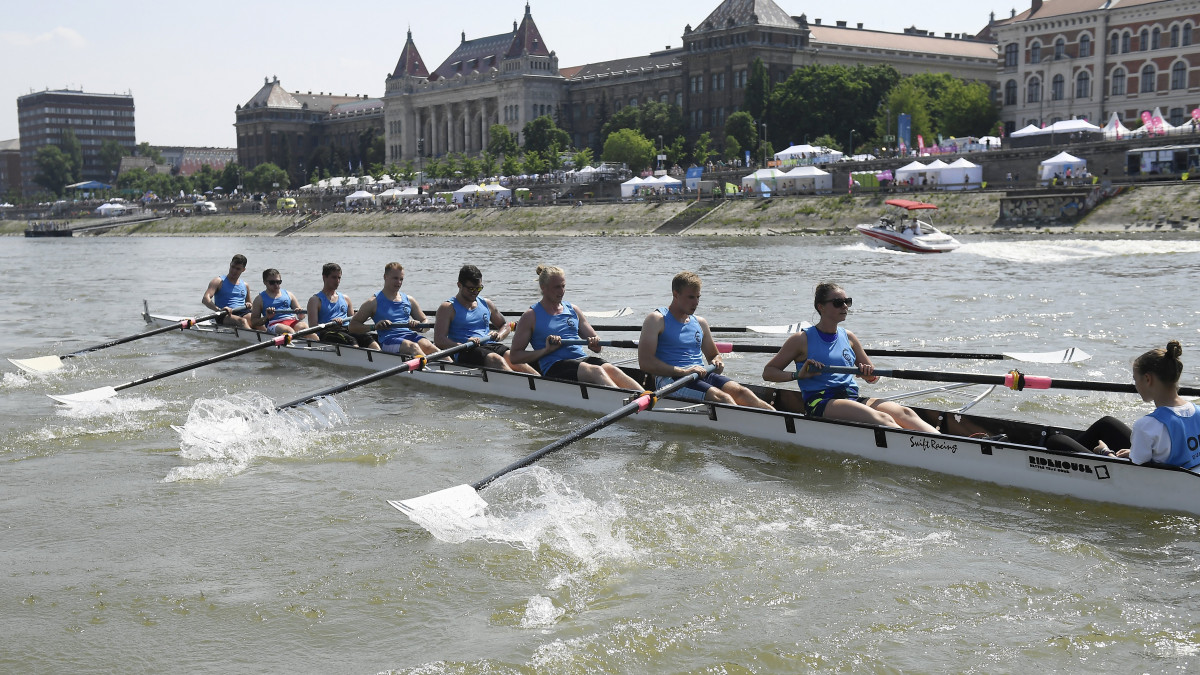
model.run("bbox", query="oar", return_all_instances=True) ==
[502,307,636,319]
[49,322,336,404]
[706,343,1091,363]
[556,338,733,354]
[823,365,1200,396]
[274,342,478,410]
[588,322,810,335]
[9,310,229,374]
[388,364,717,519]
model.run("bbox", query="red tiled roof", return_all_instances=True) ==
[506,4,551,59]
[809,25,997,59]
[392,30,430,78]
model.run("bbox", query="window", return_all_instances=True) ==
[1004,43,1018,67]
[1172,61,1187,89]
[1140,29,1149,51]
[1080,34,1092,58]
[1185,22,1194,46]
[1076,71,1091,99]
[1055,38,1066,59]
[1027,76,1041,103]
[1005,79,1018,105]
[1170,107,1185,125]
[1052,74,1065,100]
[629,98,637,107]
[676,93,683,106]
[1152,27,1161,50]
[1111,32,1120,55]
[1030,41,1041,63]
[1141,64,1156,92]
[1172,25,1181,47]
[1122,31,1131,53]
[1112,68,1126,95]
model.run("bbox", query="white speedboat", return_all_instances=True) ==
[856,199,961,253]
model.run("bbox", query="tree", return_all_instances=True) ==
[98,139,126,179]
[487,124,518,157]
[601,128,654,171]
[522,115,570,155]
[599,101,684,151]
[725,112,758,158]
[245,163,288,193]
[33,145,75,196]
[572,147,594,169]
[135,142,163,163]
[60,129,83,184]
[522,151,548,175]
[724,136,741,161]
[691,132,714,166]
[812,134,842,153]
[501,154,522,177]
[745,58,770,123]
[664,136,686,166]
[768,64,900,151]
[874,79,934,149]
[219,162,242,192]
[191,164,219,193]
[932,79,997,139]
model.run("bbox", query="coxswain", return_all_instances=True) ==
[349,262,436,356]
[202,254,253,329]
[434,264,537,373]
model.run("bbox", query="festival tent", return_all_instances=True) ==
[923,159,951,186]
[774,144,843,165]
[1102,112,1132,140]
[377,175,395,186]
[452,184,482,203]
[944,158,983,190]
[575,166,599,181]
[979,135,1002,149]
[893,160,928,185]
[377,188,403,203]
[480,183,512,202]
[345,190,376,206]
[95,203,128,216]
[1038,151,1087,184]
[783,166,832,193]
[398,186,421,197]
[1010,124,1044,138]
[620,176,645,198]
[741,168,786,192]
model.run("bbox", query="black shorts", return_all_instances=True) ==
[316,327,375,348]
[543,356,607,382]
[216,307,250,326]
[453,342,508,367]
[801,386,866,417]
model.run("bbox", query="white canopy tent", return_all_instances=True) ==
[480,183,512,202]
[944,158,983,190]
[620,176,645,198]
[775,144,843,165]
[95,203,128,216]
[398,186,421,197]
[782,166,832,193]
[452,184,482,203]
[1038,151,1087,183]
[893,160,929,185]
[377,188,403,203]
[741,168,786,193]
[345,190,375,206]
[1102,112,1132,140]
[1010,124,1043,138]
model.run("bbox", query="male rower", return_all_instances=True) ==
[638,271,774,409]
[349,262,436,356]
[250,268,308,335]
[434,264,537,374]
[202,254,253,329]
[307,262,377,348]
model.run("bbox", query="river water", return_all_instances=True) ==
[2,233,1200,673]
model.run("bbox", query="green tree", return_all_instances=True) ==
[691,132,714,166]
[400,160,418,182]
[724,136,741,161]
[522,151,548,175]
[487,124,518,157]
[725,112,758,157]
[59,129,83,184]
[33,145,75,196]
[191,164,219,193]
[934,79,998,138]
[599,101,684,151]
[572,147,594,169]
[135,142,163,163]
[98,139,126,180]
[219,162,242,192]
[245,163,289,192]
[874,79,934,148]
[479,152,498,178]
[458,153,482,180]
[601,128,655,172]
[522,115,570,155]
[745,58,770,123]
[424,156,444,180]
[501,154,522,177]
[768,64,900,151]
[812,134,842,152]
[664,136,686,166]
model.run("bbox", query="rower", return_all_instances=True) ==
[510,264,641,390]
[307,262,377,348]
[638,271,773,409]
[250,268,308,335]
[349,262,435,356]
[434,264,537,374]
[202,254,253,329]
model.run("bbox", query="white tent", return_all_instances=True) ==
[782,166,832,193]
[620,176,645,198]
[1102,112,1132,140]
[979,135,1001,149]
[327,177,347,188]
[893,160,929,185]
[398,186,421,197]
[452,184,482,203]
[1049,119,1101,134]
[377,188,403,203]
[1010,124,1043,138]
[775,144,843,165]
[480,183,512,202]
[924,159,950,186]
[944,158,983,190]
[345,190,375,206]
[377,175,395,186]
[95,203,128,216]
[1038,151,1087,183]
[741,168,786,192]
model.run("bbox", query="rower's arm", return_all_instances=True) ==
[846,330,877,382]
[486,299,507,331]
[348,299,375,335]
[763,332,807,382]
[202,277,222,311]
[249,295,266,329]
[637,312,674,377]
[433,302,456,349]
[306,295,322,327]
[409,297,428,328]
[508,310,542,365]
[576,311,602,352]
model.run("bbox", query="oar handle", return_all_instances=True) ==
[471,365,715,491]
[864,348,1008,360]
[825,365,1200,396]
[276,341,479,410]
[112,322,334,392]
[590,324,754,333]
[558,338,732,353]
[66,310,227,358]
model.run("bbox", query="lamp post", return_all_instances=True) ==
[417,137,424,189]
[657,134,663,174]
[848,129,856,158]
[760,122,767,167]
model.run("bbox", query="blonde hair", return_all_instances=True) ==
[536,264,565,287]
[672,271,702,293]
[384,262,404,273]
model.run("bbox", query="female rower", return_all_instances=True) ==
[762,282,938,433]
[1047,341,1200,467]
[510,265,642,390]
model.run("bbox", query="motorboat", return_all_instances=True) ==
[856,199,961,253]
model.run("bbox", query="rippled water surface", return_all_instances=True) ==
[2,233,1200,673]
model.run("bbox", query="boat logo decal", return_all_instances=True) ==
[567,317,577,331]
[910,436,959,453]
[1028,455,1110,480]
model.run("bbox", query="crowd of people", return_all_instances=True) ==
[201,254,1199,470]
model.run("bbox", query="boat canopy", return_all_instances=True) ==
[884,199,938,211]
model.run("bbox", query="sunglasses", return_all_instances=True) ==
[266,279,282,285]
[823,297,852,308]
[462,284,484,292]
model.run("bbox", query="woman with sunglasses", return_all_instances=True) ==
[762,282,937,432]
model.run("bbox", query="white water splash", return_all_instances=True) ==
[520,595,565,628]
[54,394,165,419]
[2,371,35,389]
[165,392,348,481]
[957,238,1200,263]
[401,466,634,567]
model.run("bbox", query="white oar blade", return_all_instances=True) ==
[8,355,65,374]
[1003,348,1092,364]
[48,386,119,404]
[388,484,488,521]
[745,321,810,335]
[586,307,635,319]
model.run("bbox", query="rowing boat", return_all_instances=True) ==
[140,302,1200,516]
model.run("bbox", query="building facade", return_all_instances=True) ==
[0,139,19,198]
[16,89,136,196]
[158,146,239,176]
[994,0,1200,134]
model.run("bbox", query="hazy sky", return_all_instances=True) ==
[1,0,1020,148]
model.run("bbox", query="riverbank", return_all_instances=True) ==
[7,183,1200,237]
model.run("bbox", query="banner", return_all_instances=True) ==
[897,114,911,155]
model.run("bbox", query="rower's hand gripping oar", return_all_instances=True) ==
[48,322,337,404]
[274,341,479,410]
[713,344,1091,364]
[389,364,718,521]
[823,365,1200,396]
[9,310,229,375]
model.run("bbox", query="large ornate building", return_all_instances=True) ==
[993,0,1200,134]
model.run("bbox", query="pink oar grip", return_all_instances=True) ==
[715,342,733,353]
[633,394,653,412]
[1022,375,1053,389]
[272,335,288,346]
[403,357,422,371]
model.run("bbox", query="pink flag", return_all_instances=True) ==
[917,135,925,154]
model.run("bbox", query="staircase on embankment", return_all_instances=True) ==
[276,212,324,236]
[653,199,727,234]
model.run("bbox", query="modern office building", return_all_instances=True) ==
[16,89,136,195]
[0,139,20,198]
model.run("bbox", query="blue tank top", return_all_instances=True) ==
[316,291,349,323]
[531,302,587,373]
[374,291,414,343]
[1150,404,1200,469]
[654,307,705,368]
[259,289,296,322]
[797,326,857,394]
[214,275,247,309]
[447,295,494,343]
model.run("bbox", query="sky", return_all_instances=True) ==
[0,0,1022,148]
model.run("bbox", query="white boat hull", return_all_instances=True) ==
[856,223,961,253]
[144,306,1200,516]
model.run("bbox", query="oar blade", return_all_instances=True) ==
[745,322,809,334]
[1003,348,1092,364]
[48,386,120,404]
[8,355,65,374]
[388,484,488,521]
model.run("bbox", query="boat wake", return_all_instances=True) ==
[403,466,634,568]
[2,371,38,390]
[956,238,1200,262]
[165,392,349,481]
[53,394,166,420]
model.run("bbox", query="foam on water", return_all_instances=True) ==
[957,238,1200,263]
[164,391,349,481]
[53,394,166,420]
[2,371,36,389]
[519,595,565,629]
[404,466,634,568]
